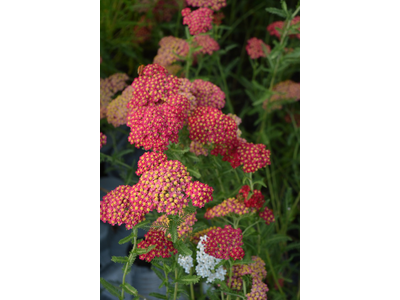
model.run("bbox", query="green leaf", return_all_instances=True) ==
[265,234,292,246]
[134,219,150,230]
[118,232,135,245]
[134,244,156,254]
[187,167,201,178]
[265,7,287,18]
[170,222,178,243]
[175,241,193,256]
[111,256,128,264]
[151,266,166,281]
[253,180,267,188]
[121,283,138,296]
[100,278,121,299]
[177,275,201,285]
[149,292,168,300]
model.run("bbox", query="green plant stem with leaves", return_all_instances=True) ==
[121,230,137,300]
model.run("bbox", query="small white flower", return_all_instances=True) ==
[178,254,194,274]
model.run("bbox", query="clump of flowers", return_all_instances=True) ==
[186,181,214,208]
[246,37,271,59]
[263,80,300,110]
[106,85,134,127]
[100,185,146,230]
[137,228,177,262]
[152,212,197,239]
[237,185,265,210]
[204,197,253,219]
[192,79,225,109]
[193,35,220,56]
[196,235,227,283]
[182,8,213,35]
[100,132,107,149]
[190,226,217,244]
[100,73,129,118]
[267,17,300,40]
[212,11,224,25]
[178,254,194,274]
[178,78,197,111]
[154,36,189,67]
[189,140,209,156]
[136,151,168,176]
[186,0,226,11]
[259,207,275,225]
[203,225,244,260]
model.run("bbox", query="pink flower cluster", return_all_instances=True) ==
[100,73,129,119]
[137,228,177,262]
[182,8,213,35]
[203,225,245,260]
[136,151,168,176]
[186,181,214,208]
[193,35,220,56]
[186,0,226,11]
[100,185,146,230]
[204,197,253,219]
[106,85,134,127]
[100,132,107,149]
[189,140,209,156]
[267,16,300,40]
[229,256,269,300]
[263,80,300,111]
[152,212,197,239]
[259,207,275,225]
[246,37,271,59]
[153,36,190,67]
[192,79,225,109]
[237,185,265,210]
[126,64,190,152]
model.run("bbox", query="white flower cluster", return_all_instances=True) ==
[178,254,194,274]
[195,235,227,283]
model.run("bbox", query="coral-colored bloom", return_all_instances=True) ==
[203,225,244,260]
[186,181,214,208]
[178,78,197,111]
[192,79,225,109]
[204,197,253,219]
[100,132,107,149]
[267,20,284,39]
[137,228,177,262]
[186,0,226,11]
[106,86,133,127]
[263,80,300,111]
[193,35,220,56]
[182,8,213,35]
[136,151,168,175]
[100,73,129,119]
[154,36,190,67]
[259,207,275,225]
[100,185,146,230]
[246,37,271,59]
[189,140,209,156]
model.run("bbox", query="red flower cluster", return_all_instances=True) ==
[136,151,168,175]
[193,35,220,56]
[192,79,225,109]
[190,226,217,244]
[267,16,300,40]
[237,185,265,210]
[203,225,244,260]
[100,132,107,149]
[126,64,190,152]
[186,0,226,11]
[137,228,177,262]
[246,37,271,59]
[100,185,146,230]
[204,197,253,219]
[186,181,214,208]
[153,36,189,67]
[259,207,275,225]
[182,8,213,35]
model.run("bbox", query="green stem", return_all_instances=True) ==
[121,234,137,300]
[216,55,234,114]
[221,291,225,300]
[163,264,169,296]
[242,220,262,236]
[256,222,261,256]
[173,254,179,300]
[227,260,233,300]
[190,267,195,300]
[266,166,280,232]
[265,248,285,297]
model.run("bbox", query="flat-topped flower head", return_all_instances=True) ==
[137,228,177,262]
[100,73,129,118]
[259,207,275,225]
[186,180,214,208]
[136,151,168,175]
[154,36,189,67]
[263,80,300,110]
[100,132,107,149]
[193,35,220,56]
[203,225,244,260]
[246,37,271,59]
[192,79,225,109]
[188,106,237,146]
[178,78,197,111]
[267,20,284,39]
[186,0,226,11]
[100,185,146,230]
[106,85,134,127]
[182,8,213,35]
[204,197,253,219]
[237,186,265,210]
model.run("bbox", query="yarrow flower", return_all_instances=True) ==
[204,197,253,219]
[100,73,129,118]
[192,79,225,109]
[237,186,265,210]
[178,254,194,274]
[100,132,107,149]
[178,78,197,111]
[193,35,220,56]
[246,37,271,59]
[259,207,275,225]
[186,181,214,208]
[212,11,224,25]
[154,36,189,67]
[100,185,146,230]
[190,226,217,244]
[106,85,134,127]
[186,0,226,11]
[182,8,213,35]
[203,225,245,260]
[189,140,209,156]
[267,16,300,40]
[196,235,227,283]
[152,212,197,239]
[137,228,177,262]
[263,80,300,111]
[136,151,168,176]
